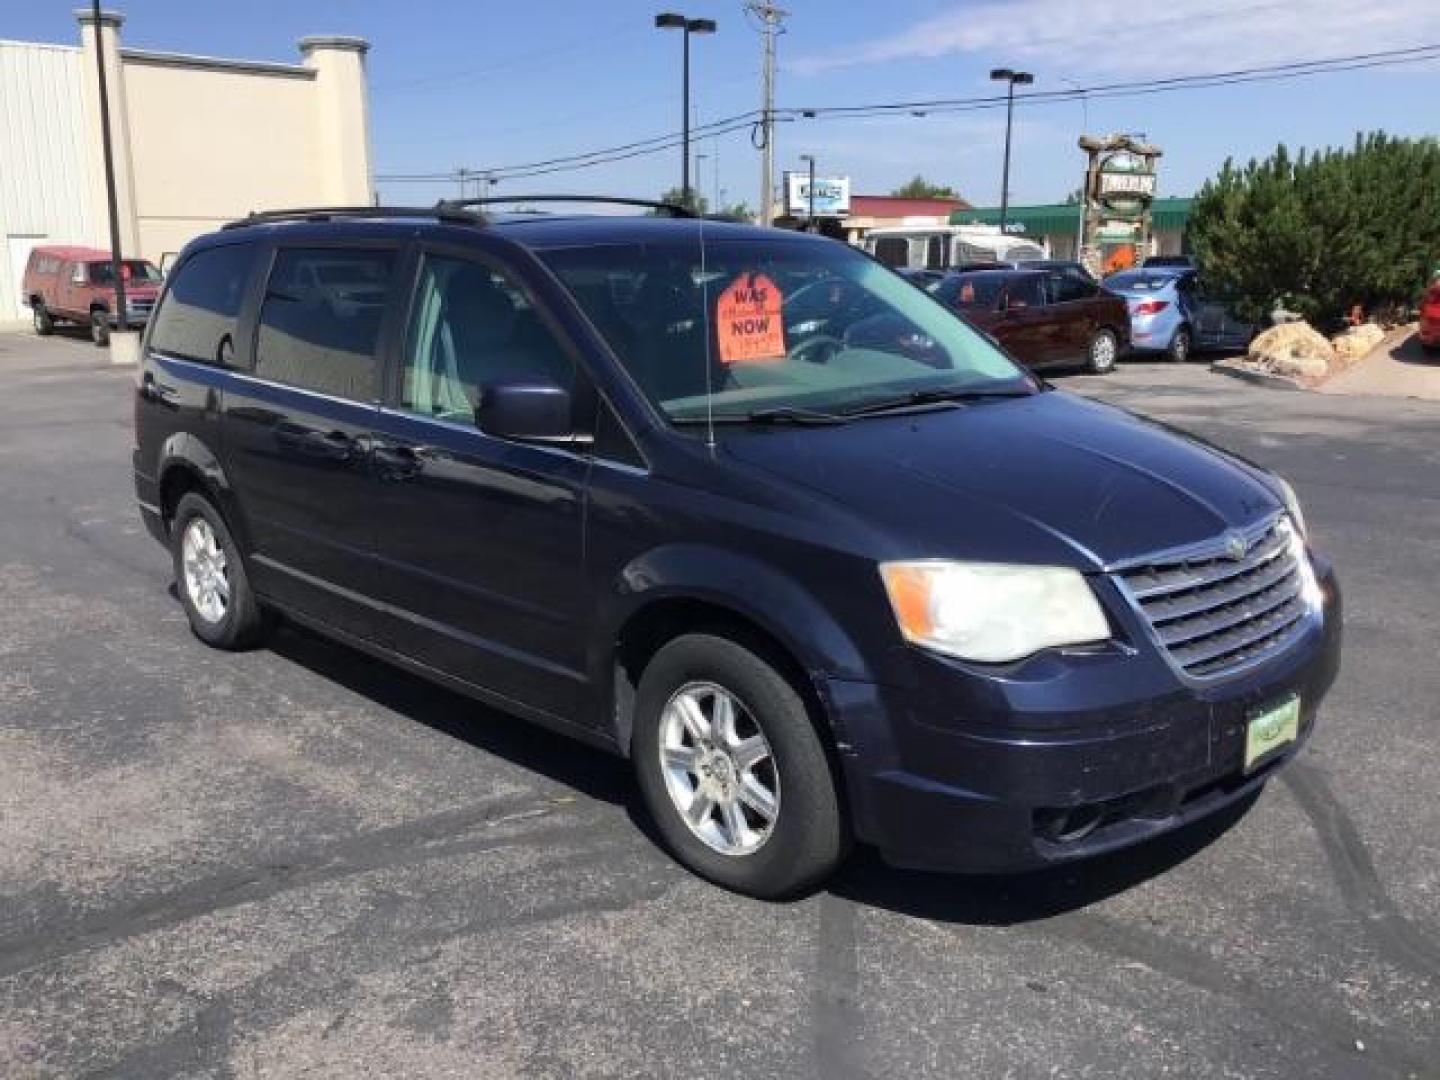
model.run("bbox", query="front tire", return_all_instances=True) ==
[90,311,110,347]
[32,304,54,336]
[632,633,847,899]
[1166,326,1192,363]
[171,492,269,650]
[1086,328,1119,374]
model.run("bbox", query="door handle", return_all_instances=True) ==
[369,440,427,481]
[304,429,355,460]
[140,372,180,408]
[275,425,355,461]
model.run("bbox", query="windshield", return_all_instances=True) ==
[89,260,162,285]
[539,236,1030,422]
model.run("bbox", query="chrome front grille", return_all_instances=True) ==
[1114,516,1314,681]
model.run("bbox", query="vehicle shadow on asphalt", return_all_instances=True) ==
[265,622,634,809]
[1391,334,1438,368]
[261,618,1258,919]
[827,794,1258,924]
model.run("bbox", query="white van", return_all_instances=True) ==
[863,225,1046,272]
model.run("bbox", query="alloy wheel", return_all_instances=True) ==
[181,517,230,624]
[1171,329,1191,363]
[1091,332,1117,371]
[658,681,779,856]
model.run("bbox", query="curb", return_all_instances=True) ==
[1208,362,1308,392]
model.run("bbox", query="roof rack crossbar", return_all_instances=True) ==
[222,205,483,230]
[434,195,695,218]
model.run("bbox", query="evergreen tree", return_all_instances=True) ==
[1188,132,1440,323]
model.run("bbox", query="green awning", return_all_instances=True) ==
[950,197,1192,234]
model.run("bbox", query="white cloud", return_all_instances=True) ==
[790,0,1440,79]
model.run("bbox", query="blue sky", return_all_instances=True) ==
[10,1,1439,210]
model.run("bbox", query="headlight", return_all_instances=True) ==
[1276,475,1307,538]
[1279,514,1324,612]
[879,561,1110,663]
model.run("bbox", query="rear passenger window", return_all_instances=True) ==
[1006,276,1045,309]
[254,248,395,401]
[150,243,260,365]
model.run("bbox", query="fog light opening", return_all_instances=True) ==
[1034,804,1105,844]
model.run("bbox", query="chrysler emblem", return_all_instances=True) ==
[1223,531,1249,560]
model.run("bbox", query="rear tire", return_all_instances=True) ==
[631,633,847,899]
[90,311,110,347]
[32,304,54,336]
[1166,326,1192,363]
[1086,328,1119,374]
[171,492,269,650]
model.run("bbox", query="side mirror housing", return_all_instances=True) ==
[476,378,573,441]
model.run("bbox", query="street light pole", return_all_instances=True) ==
[990,68,1033,236]
[799,154,816,231]
[655,13,717,210]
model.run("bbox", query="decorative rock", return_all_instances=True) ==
[1331,322,1386,362]
[1247,322,1335,380]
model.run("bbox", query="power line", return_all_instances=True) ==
[374,43,1440,186]
[783,43,1440,119]
[378,110,762,182]
[380,116,767,186]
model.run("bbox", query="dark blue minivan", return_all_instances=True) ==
[132,203,1341,898]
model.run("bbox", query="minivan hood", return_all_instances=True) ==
[719,390,1280,569]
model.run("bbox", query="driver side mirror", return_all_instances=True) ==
[476,378,574,441]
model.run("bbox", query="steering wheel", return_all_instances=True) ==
[787,334,844,364]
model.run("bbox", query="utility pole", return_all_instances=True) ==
[747,1,787,226]
[90,0,127,336]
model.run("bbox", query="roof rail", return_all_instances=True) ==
[221,205,483,230]
[434,195,695,218]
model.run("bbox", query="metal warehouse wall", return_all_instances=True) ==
[0,40,101,323]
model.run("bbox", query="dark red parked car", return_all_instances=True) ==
[933,268,1130,374]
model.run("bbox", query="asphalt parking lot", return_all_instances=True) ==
[1,328,1438,1079]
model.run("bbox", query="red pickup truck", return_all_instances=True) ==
[21,245,163,346]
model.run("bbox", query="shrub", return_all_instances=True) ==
[1187,132,1440,325]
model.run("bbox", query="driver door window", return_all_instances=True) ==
[402,254,574,424]
[1050,270,1095,304]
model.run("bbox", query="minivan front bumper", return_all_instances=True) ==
[831,556,1342,873]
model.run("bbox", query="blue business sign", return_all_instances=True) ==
[785,174,851,218]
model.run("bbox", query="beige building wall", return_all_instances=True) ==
[121,54,324,261]
[0,9,372,321]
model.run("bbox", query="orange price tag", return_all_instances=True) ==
[716,272,785,364]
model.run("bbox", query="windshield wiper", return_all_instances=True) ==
[670,406,849,426]
[843,386,1033,417]
[744,406,849,425]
